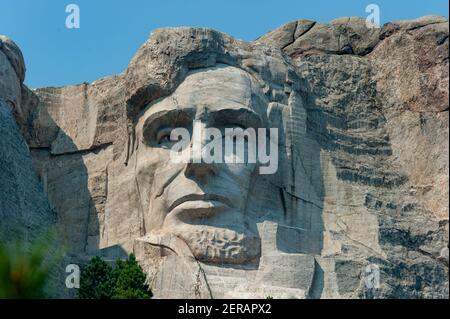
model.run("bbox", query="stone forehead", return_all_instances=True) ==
[173,65,254,108]
[138,65,264,125]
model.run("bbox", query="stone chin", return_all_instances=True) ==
[172,225,261,264]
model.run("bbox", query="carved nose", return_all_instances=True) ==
[183,161,218,181]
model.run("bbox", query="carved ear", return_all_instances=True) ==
[266,102,286,123]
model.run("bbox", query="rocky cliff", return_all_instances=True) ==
[0,16,448,298]
[0,36,55,244]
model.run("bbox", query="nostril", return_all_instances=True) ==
[184,162,217,179]
[183,162,195,178]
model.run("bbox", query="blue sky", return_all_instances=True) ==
[1,0,448,88]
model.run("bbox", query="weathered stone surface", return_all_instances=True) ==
[0,35,25,83]
[0,36,54,243]
[258,17,381,56]
[0,16,448,298]
[0,36,66,297]
[0,99,55,242]
[257,15,448,299]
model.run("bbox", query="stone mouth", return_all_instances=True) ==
[168,194,232,215]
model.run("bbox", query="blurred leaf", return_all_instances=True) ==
[0,230,61,298]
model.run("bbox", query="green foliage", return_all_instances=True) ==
[78,256,115,299]
[112,254,152,299]
[0,235,59,298]
[78,254,152,299]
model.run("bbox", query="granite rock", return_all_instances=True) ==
[1,16,448,298]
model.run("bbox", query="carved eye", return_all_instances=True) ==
[156,127,174,146]
[142,110,194,148]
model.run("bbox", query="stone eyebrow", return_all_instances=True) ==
[212,108,263,129]
[141,107,195,145]
[142,107,195,130]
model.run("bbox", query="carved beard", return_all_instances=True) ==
[173,226,261,264]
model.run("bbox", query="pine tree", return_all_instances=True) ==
[78,254,152,299]
[78,256,115,299]
[112,254,152,299]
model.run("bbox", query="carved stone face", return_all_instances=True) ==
[135,66,266,264]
